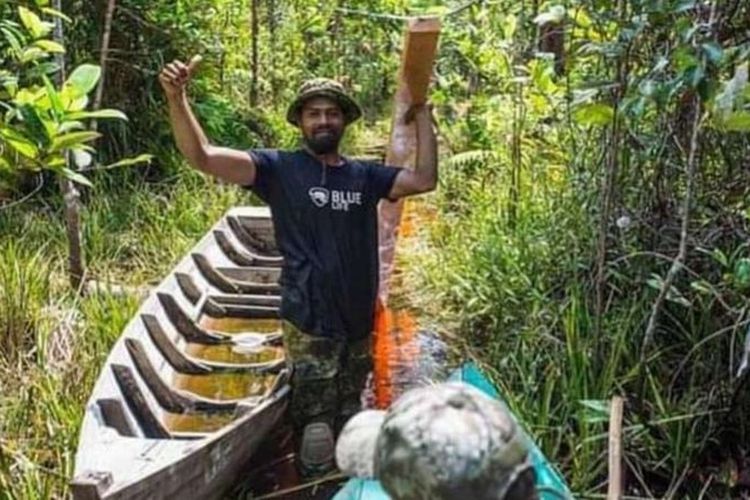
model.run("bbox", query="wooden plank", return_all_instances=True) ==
[142,314,283,374]
[607,396,625,500]
[111,364,172,439]
[213,229,283,268]
[97,399,136,437]
[70,471,113,500]
[158,292,231,345]
[378,17,441,300]
[125,338,238,413]
[192,253,282,295]
[141,314,213,375]
[227,216,282,258]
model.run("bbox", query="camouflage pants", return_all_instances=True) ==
[282,321,373,435]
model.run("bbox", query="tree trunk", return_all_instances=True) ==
[250,0,259,106]
[266,0,277,99]
[92,0,117,130]
[53,0,85,291]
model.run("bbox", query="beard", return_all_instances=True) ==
[303,127,343,155]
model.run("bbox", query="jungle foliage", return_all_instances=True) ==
[2,0,750,498]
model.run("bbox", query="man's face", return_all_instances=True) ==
[299,97,346,155]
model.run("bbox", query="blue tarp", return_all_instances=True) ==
[333,362,573,499]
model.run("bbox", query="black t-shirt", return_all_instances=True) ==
[246,149,402,340]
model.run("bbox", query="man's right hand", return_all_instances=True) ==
[159,56,202,100]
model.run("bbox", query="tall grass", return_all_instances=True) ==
[0,242,51,366]
[407,146,744,497]
[0,168,251,499]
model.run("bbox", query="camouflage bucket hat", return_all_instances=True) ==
[336,383,537,500]
[286,78,363,126]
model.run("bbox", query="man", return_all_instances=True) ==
[336,383,539,500]
[159,57,438,476]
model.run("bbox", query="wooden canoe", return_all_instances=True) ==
[71,207,291,500]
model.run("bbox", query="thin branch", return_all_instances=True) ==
[641,99,704,355]
[91,0,117,132]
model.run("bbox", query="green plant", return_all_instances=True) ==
[0,6,151,188]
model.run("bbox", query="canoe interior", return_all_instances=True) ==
[71,207,294,500]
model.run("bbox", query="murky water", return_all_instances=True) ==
[171,370,276,400]
[185,343,283,364]
[165,411,236,433]
[201,316,281,334]
[164,314,285,433]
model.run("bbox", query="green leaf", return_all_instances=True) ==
[673,0,697,13]
[57,120,85,133]
[579,399,610,424]
[722,111,750,131]
[60,91,89,112]
[0,129,39,159]
[684,64,705,88]
[690,280,714,295]
[65,64,101,97]
[573,102,614,126]
[20,47,48,63]
[1,26,24,54]
[672,46,697,72]
[46,157,65,168]
[2,77,19,98]
[734,258,750,289]
[19,104,50,146]
[50,131,101,152]
[42,75,64,117]
[18,6,50,39]
[702,42,723,65]
[60,167,93,187]
[40,7,72,23]
[66,109,127,121]
[33,39,65,53]
[100,154,154,170]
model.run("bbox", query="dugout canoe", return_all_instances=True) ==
[71,207,291,500]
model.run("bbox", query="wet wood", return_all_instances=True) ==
[214,229,282,267]
[97,399,136,437]
[111,363,172,439]
[378,17,441,301]
[607,396,624,500]
[125,338,239,413]
[143,314,284,375]
[227,215,282,258]
[192,253,281,295]
[72,208,291,500]
[158,292,231,344]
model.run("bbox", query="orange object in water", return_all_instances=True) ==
[372,299,419,409]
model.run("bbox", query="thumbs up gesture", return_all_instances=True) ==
[158,55,202,99]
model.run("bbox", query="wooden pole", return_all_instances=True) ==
[377,17,441,301]
[607,396,624,500]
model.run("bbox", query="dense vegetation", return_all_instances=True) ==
[2,0,750,498]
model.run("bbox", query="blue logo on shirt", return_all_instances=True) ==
[309,187,330,207]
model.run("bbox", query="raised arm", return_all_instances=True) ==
[159,57,256,186]
[388,104,438,199]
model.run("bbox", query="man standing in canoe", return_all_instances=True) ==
[159,56,438,477]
